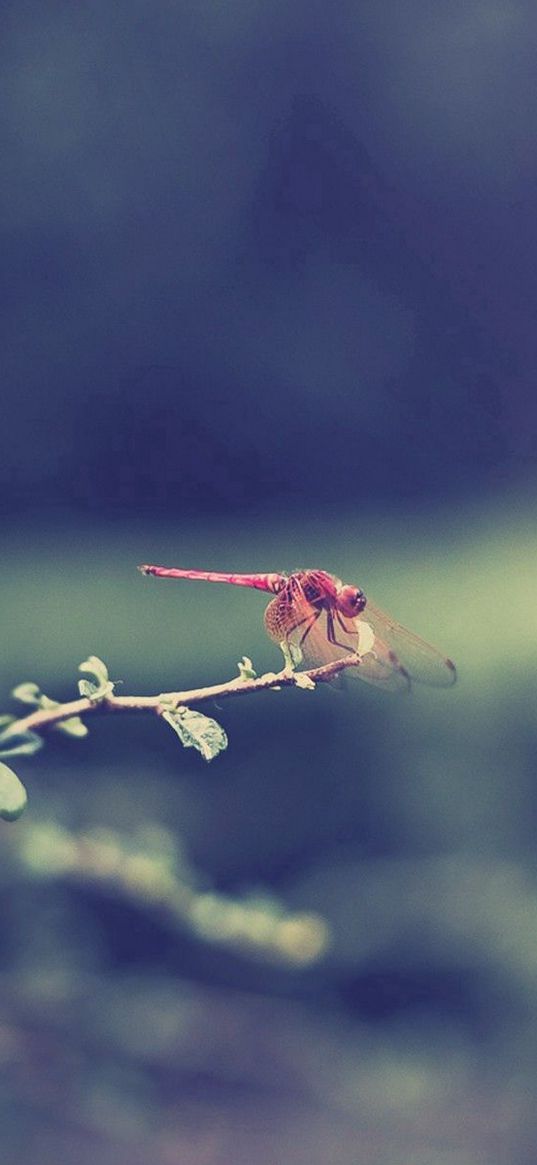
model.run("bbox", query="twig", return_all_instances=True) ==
[8,656,361,737]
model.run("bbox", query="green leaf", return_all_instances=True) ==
[12,684,61,712]
[0,728,44,758]
[355,619,375,657]
[39,693,61,710]
[78,656,114,701]
[161,706,228,762]
[237,656,257,681]
[0,762,28,820]
[0,714,16,728]
[53,716,89,739]
[279,640,303,669]
[11,682,42,707]
[79,656,109,684]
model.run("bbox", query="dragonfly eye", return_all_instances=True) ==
[337,585,367,617]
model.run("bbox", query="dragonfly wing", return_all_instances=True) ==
[264,581,318,645]
[264,580,455,691]
[304,610,412,692]
[362,600,457,687]
[266,595,411,693]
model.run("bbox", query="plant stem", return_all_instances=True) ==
[9,656,360,736]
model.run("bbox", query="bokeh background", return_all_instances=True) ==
[2,3,537,1162]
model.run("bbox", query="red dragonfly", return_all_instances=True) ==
[138,564,456,691]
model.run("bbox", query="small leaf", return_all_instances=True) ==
[279,640,303,669]
[0,762,28,820]
[12,685,61,712]
[356,620,375,657]
[53,716,89,739]
[162,706,228,761]
[294,672,316,690]
[78,657,114,701]
[11,680,65,717]
[39,693,60,710]
[78,678,100,699]
[79,656,109,684]
[237,656,257,681]
[0,714,16,728]
[11,682,42,707]
[0,728,44,758]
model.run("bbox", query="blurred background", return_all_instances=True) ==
[2,2,537,1162]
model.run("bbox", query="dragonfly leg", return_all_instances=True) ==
[326,611,361,654]
[298,609,322,648]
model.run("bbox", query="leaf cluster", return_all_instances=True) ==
[0,655,241,822]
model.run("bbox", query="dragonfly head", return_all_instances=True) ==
[336,584,367,618]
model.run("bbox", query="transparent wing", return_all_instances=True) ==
[263,579,316,644]
[264,586,412,693]
[264,584,456,692]
[297,606,413,692]
[359,599,456,688]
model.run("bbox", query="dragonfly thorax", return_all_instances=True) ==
[292,570,339,607]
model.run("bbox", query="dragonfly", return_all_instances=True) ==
[138,564,456,692]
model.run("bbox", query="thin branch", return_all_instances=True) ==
[8,656,361,737]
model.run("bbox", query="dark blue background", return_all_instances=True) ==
[2,5,537,1164]
[2,1,536,517]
